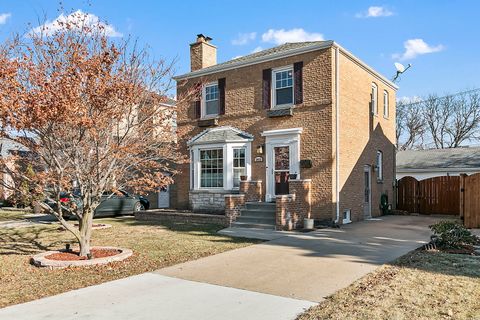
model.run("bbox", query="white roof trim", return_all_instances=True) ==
[397,167,480,173]
[261,127,303,137]
[174,41,398,90]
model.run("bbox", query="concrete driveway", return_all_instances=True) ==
[158,215,441,302]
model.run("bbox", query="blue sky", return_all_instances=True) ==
[0,0,478,98]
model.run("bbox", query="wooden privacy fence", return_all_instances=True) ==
[397,176,460,215]
[462,173,480,228]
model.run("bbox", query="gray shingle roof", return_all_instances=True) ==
[396,148,480,170]
[175,41,333,80]
[187,126,253,146]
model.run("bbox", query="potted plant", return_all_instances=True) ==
[289,173,298,180]
[240,175,248,181]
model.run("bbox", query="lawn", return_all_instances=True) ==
[0,209,29,221]
[0,217,260,308]
[298,250,480,320]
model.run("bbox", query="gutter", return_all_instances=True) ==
[334,46,340,223]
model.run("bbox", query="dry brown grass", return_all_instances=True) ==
[0,217,260,308]
[0,209,29,221]
[298,250,480,320]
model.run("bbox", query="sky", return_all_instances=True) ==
[0,0,478,99]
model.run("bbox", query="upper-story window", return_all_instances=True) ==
[383,90,389,118]
[203,82,219,117]
[371,83,378,115]
[273,67,294,107]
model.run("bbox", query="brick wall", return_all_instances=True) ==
[337,51,397,222]
[224,194,245,222]
[239,180,263,202]
[175,48,334,220]
[275,179,312,230]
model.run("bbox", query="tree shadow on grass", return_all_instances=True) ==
[0,226,69,256]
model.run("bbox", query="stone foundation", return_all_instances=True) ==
[189,190,233,213]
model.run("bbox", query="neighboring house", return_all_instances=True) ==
[144,98,177,209]
[172,34,397,227]
[397,147,480,180]
[0,138,28,201]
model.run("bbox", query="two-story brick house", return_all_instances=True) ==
[172,34,397,229]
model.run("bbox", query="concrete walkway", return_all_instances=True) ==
[159,215,442,302]
[0,273,315,320]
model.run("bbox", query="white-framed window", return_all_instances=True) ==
[191,142,251,190]
[371,83,378,115]
[202,82,219,117]
[232,147,246,188]
[200,148,223,188]
[376,150,383,181]
[272,66,294,107]
[383,90,389,118]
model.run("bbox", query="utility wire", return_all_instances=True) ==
[398,88,480,107]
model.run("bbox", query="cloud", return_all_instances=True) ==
[0,13,11,25]
[356,6,394,18]
[231,32,256,45]
[392,39,445,61]
[29,10,122,37]
[261,28,324,45]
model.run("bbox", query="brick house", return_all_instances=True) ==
[172,34,397,229]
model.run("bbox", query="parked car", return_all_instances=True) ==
[45,190,149,218]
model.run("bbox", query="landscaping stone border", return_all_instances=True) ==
[136,210,229,227]
[73,223,112,230]
[31,246,133,269]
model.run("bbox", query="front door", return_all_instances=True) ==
[363,165,372,218]
[266,144,291,201]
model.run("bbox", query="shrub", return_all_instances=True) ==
[429,220,476,249]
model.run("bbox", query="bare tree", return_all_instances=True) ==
[0,11,192,256]
[423,92,480,148]
[396,99,425,150]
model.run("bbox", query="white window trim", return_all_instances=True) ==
[383,90,389,119]
[201,81,219,119]
[272,65,294,109]
[376,150,383,182]
[190,142,252,191]
[371,83,378,115]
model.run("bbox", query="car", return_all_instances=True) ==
[45,190,149,218]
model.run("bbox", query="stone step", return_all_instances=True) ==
[239,208,276,218]
[231,221,275,230]
[235,215,276,225]
[245,202,276,211]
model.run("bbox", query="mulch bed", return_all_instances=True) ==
[45,248,121,261]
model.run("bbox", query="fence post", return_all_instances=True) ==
[459,173,466,219]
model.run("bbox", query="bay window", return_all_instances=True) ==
[200,149,223,188]
[232,147,246,188]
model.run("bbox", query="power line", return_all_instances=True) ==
[398,88,480,108]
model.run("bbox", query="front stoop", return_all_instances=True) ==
[231,202,276,230]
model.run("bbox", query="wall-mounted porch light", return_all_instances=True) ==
[256,144,264,155]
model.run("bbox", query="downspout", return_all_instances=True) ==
[335,46,340,223]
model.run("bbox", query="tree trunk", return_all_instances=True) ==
[78,208,94,257]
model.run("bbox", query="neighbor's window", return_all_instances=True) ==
[200,149,223,188]
[371,83,378,115]
[204,83,219,117]
[383,90,389,118]
[232,147,246,188]
[376,150,383,181]
[273,67,293,107]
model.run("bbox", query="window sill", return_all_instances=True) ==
[197,117,219,127]
[377,179,384,184]
[267,107,294,118]
[272,104,294,110]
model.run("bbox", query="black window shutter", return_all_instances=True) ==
[294,61,303,105]
[218,78,226,115]
[262,68,271,109]
[194,100,201,119]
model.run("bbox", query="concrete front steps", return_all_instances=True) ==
[231,202,276,230]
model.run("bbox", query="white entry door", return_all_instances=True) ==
[363,165,372,218]
[263,128,302,202]
[158,185,170,208]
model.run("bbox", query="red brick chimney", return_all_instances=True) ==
[190,34,217,71]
